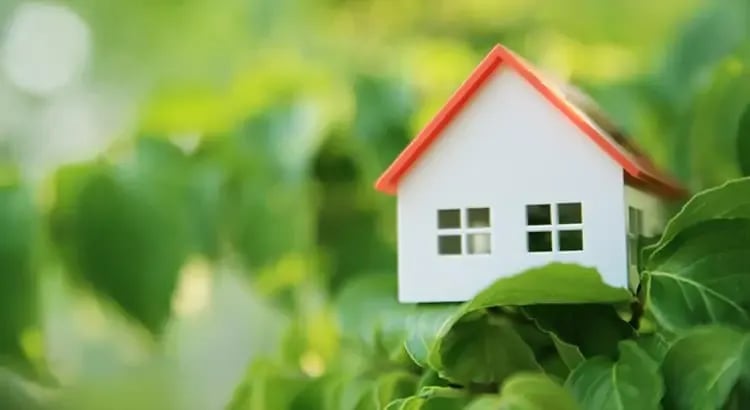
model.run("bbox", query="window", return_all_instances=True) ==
[627,207,644,268]
[525,203,583,253]
[437,207,492,255]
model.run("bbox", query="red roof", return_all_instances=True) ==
[375,44,687,199]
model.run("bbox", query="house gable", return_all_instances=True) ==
[376,44,686,199]
[394,67,629,301]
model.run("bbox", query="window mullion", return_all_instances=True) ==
[465,208,469,255]
[464,227,491,234]
[438,228,463,235]
[525,225,553,232]
[551,205,559,253]
[558,223,583,230]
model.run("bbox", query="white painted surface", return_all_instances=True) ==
[623,185,668,291]
[624,185,667,237]
[396,67,630,303]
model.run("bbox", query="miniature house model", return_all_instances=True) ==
[375,44,686,303]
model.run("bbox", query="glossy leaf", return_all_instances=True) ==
[565,341,663,410]
[637,331,676,363]
[499,372,578,410]
[0,185,38,374]
[651,177,750,253]
[645,219,750,331]
[385,387,468,410]
[403,305,459,367]
[552,337,585,371]
[415,370,450,391]
[56,167,190,334]
[738,104,750,176]
[662,326,750,410]
[522,304,634,358]
[465,373,579,410]
[462,396,503,410]
[421,264,632,385]
[511,321,571,378]
[458,264,631,320]
[428,311,541,385]
[374,372,419,409]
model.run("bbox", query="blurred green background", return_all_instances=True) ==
[0,0,748,408]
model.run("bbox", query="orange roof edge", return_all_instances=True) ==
[374,45,504,195]
[375,44,687,199]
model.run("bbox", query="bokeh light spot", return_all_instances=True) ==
[172,258,213,318]
[1,2,91,95]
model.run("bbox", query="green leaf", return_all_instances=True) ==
[0,185,39,375]
[645,219,750,331]
[385,387,468,410]
[662,326,750,410]
[428,311,541,385]
[312,132,395,291]
[651,177,750,253]
[522,304,634,358]
[374,372,419,409]
[462,396,503,410]
[465,373,579,410]
[341,380,378,410]
[424,264,631,385]
[335,273,411,354]
[737,105,750,176]
[416,370,450,391]
[659,1,749,104]
[499,373,579,410]
[565,341,663,410]
[385,398,418,410]
[511,320,573,378]
[461,264,632,313]
[134,137,226,259]
[227,359,309,410]
[404,305,459,367]
[214,117,315,273]
[352,74,413,174]
[55,166,190,334]
[0,369,49,410]
[552,337,585,371]
[637,331,676,364]
[288,376,343,410]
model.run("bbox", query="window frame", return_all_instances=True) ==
[525,202,584,253]
[436,207,492,256]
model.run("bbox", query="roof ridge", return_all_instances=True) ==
[375,44,687,198]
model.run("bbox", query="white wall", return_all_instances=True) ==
[624,186,667,237]
[623,185,668,291]
[397,68,629,302]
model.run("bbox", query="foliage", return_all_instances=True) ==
[228,175,750,410]
[0,0,750,408]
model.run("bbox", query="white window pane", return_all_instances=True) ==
[467,233,491,254]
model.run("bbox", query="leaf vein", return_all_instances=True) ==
[650,271,749,322]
